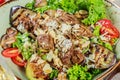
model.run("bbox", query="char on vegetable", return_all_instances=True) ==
[1,0,119,79]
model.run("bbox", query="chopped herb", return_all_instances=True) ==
[49,69,58,79]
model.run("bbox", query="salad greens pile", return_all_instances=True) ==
[26,0,107,25]
[67,64,102,80]
[12,32,34,60]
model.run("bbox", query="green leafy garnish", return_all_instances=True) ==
[67,64,92,80]
[90,68,103,77]
[41,54,47,60]
[93,26,101,36]
[49,69,58,79]
[82,0,107,25]
[13,32,34,60]
[25,0,35,10]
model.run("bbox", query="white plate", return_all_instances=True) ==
[0,0,120,80]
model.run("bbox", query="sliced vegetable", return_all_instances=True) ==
[97,19,119,39]
[2,48,19,58]
[11,54,26,67]
[0,0,5,4]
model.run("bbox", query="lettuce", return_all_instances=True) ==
[82,0,107,25]
[12,32,33,60]
[93,26,101,36]
[67,64,92,80]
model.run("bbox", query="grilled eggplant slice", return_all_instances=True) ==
[10,6,37,33]
[86,44,116,69]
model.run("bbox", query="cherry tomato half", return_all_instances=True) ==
[0,0,5,4]
[11,54,26,67]
[2,48,19,58]
[97,19,119,39]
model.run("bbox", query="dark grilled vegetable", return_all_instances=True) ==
[10,6,37,33]
[87,43,116,69]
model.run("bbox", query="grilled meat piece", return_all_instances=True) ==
[86,44,116,69]
[72,24,93,38]
[60,47,73,68]
[60,47,85,68]
[58,13,80,25]
[71,50,85,64]
[37,34,54,50]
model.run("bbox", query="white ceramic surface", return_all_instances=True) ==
[0,0,120,80]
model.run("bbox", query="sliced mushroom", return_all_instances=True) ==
[0,27,17,49]
[45,10,56,18]
[34,0,47,8]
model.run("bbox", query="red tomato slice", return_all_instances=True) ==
[97,19,119,39]
[2,48,19,58]
[0,0,5,4]
[11,54,26,67]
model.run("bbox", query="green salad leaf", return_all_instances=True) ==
[13,32,34,60]
[67,64,92,80]
[25,0,35,10]
[82,0,107,25]
[93,26,101,36]
[49,69,58,79]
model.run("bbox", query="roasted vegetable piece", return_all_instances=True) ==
[88,44,116,69]
[11,54,26,67]
[10,6,36,33]
[2,48,19,58]
[96,19,119,44]
[26,54,52,80]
